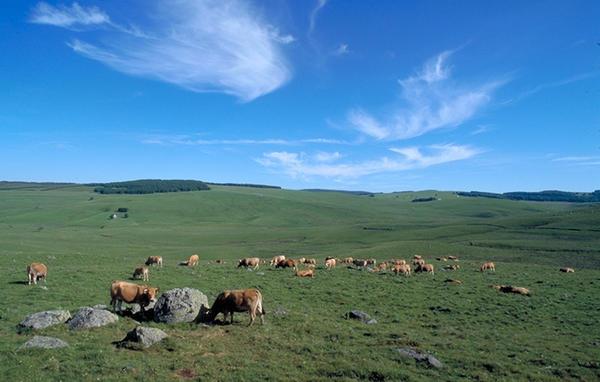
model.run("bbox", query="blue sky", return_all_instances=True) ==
[1,0,599,192]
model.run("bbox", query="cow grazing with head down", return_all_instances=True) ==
[207,288,265,326]
[187,254,199,267]
[132,266,149,281]
[27,263,47,285]
[413,258,425,267]
[342,257,354,264]
[276,259,297,270]
[416,263,434,275]
[145,256,163,267]
[393,263,411,276]
[270,255,286,266]
[480,262,495,272]
[559,267,575,273]
[238,257,260,270]
[353,259,368,267]
[110,281,159,313]
[325,258,336,270]
[296,268,315,278]
[303,258,317,265]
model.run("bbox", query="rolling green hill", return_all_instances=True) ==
[1,185,599,381]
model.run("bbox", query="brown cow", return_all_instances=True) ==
[492,285,531,296]
[342,257,354,264]
[480,262,495,272]
[303,258,317,265]
[270,255,286,266]
[187,254,199,267]
[366,258,377,266]
[416,263,434,275]
[296,269,315,278]
[394,259,407,266]
[353,259,368,267]
[393,263,411,276]
[110,281,160,313]
[325,258,336,269]
[413,258,425,267]
[378,262,388,271]
[559,267,575,273]
[145,256,163,267]
[276,258,297,270]
[132,266,149,281]
[413,255,423,260]
[443,264,460,271]
[238,257,260,270]
[27,263,47,285]
[206,288,265,326]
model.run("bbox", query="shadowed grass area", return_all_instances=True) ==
[1,185,599,381]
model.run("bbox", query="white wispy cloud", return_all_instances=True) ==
[257,144,480,178]
[552,156,600,166]
[333,43,350,56]
[314,151,342,162]
[308,0,328,34]
[141,135,350,146]
[505,71,600,104]
[32,1,292,102]
[348,51,504,140]
[30,2,109,28]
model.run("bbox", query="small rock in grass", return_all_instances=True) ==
[346,310,377,324]
[396,347,443,368]
[19,310,71,330]
[19,336,68,350]
[115,326,168,349]
[69,307,118,330]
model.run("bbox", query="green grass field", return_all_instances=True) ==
[1,185,599,381]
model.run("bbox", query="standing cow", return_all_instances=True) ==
[145,256,163,267]
[206,288,265,326]
[480,262,495,272]
[27,262,47,285]
[132,266,149,281]
[238,257,260,270]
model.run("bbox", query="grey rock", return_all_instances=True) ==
[19,336,68,350]
[396,348,444,368]
[69,307,118,330]
[346,310,377,324]
[116,326,168,349]
[153,288,208,324]
[19,310,71,330]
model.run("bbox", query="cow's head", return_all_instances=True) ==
[144,287,160,302]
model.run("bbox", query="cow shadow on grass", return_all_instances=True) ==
[8,280,30,285]
[114,308,156,323]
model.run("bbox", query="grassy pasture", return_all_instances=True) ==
[0,185,599,381]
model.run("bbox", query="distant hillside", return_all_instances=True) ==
[457,190,600,203]
[93,179,210,194]
[302,189,376,197]
[0,181,76,190]
[207,182,281,189]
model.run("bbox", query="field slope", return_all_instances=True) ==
[1,185,599,381]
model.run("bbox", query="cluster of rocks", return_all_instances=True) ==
[17,287,209,350]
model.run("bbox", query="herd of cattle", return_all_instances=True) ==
[24,254,576,325]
